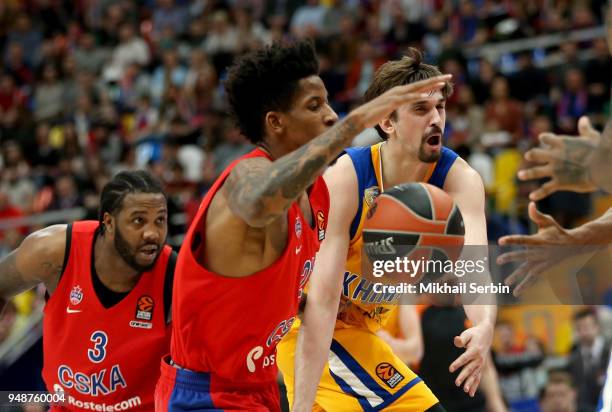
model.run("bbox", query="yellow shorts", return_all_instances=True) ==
[277,325,438,411]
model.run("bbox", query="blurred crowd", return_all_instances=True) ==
[0,0,610,410]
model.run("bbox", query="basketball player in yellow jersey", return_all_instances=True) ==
[277,49,496,411]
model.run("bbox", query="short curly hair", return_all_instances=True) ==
[224,40,319,144]
[364,48,453,140]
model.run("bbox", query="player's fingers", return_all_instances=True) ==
[394,93,438,105]
[404,74,452,92]
[504,261,531,288]
[454,360,477,388]
[496,249,541,265]
[527,202,556,228]
[529,180,558,201]
[453,335,466,348]
[498,234,548,246]
[538,133,564,148]
[449,348,474,373]
[517,164,553,181]
[466,372,482,397]
[578,116,600,141]
[524,147,554,163]
[513,261,548,296]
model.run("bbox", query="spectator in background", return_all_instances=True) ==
[5,14,41,67]
[470,59,498,104]
[290,0,327,38]
[30,122,60,172]
[584,38,611,118]
[493,321,545,412]
[151,49,187,106]
[485,76,524,142]
[73,32,109,75]
[4,42,34,87]
[33,63,65,122]
[567,309,611,412]
[152,0,189,37]
[203,10,240,75]
[0,73,26,136]
[105,23,151,82]
[212,118,253,176]
[539,372,582,412]
[509,51,549,102]
[557,68,590,134]
[48,174,84,211]
[234,7,272,51]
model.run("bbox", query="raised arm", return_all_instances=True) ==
[223,75,451,227]
[0,224,67,309]
[292,155,358,412]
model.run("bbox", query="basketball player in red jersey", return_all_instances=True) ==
[279,50,496,411]
[156,41,450,411]
[0,170,175,411]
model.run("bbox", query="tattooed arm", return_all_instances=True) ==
[223,75,451,227]
[518,116,612,200]
[0,225,67,310]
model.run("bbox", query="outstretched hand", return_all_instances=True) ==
[497,202,584,295]
[517,116,600,201]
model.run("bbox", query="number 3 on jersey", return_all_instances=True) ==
[88,331,108,363]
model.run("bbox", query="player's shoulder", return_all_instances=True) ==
[324,152,359,191]
[17,224,69,284]
[446,156,485,195]
[22,224,68,255]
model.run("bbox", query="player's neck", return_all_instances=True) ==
[258,139,292,160]
[380,140,431,189]
[93,235,140,292]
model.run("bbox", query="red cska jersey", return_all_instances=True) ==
[170,148,330,385]
[43,221,173,411]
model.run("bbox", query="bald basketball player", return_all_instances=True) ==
[278,49,495,412]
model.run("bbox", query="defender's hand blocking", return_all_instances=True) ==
[350,75,452,130]
[497,202,584,296]
[518,116,600,201]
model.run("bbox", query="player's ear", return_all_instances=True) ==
[379,114,395,135]
[264,111,284,136]
[103,212,115,235]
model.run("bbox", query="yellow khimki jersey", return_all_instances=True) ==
[339,142,457,333]
[278,143,459,411]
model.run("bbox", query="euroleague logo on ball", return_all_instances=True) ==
[375,362,405,389]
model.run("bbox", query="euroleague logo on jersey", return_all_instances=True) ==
[375,362,404,389]
[316,210,326,241]
[135,295,154,321]
[69,285,83,305]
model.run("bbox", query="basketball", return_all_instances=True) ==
[362,182,465,282]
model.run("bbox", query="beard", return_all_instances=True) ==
[417,144,442,163]
[114,225,163,272]
[417,125,443,163]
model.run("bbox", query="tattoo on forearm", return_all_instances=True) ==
[229,117,360,219]
[555,138,595,185]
